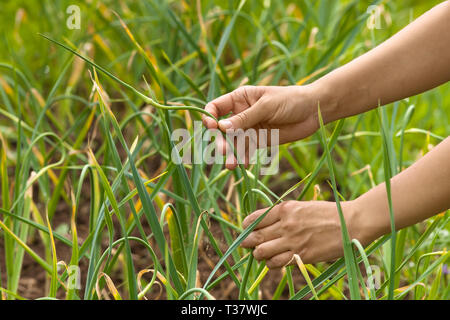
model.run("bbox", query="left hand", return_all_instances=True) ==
[241,200,363,269]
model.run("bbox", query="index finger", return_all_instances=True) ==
[202,92,236,129]
[242,206,280,230]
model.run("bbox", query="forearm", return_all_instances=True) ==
[351,137,450,244]
[311,1,450,124]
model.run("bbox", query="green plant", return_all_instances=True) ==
[0,0,448,300]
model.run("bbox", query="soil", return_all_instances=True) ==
[0,131,321,300]
[0,181,310,300]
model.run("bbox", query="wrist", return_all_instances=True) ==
[342,199,380,246]
[309,68,373,124]
[350,194,390,246]
[306,79,340,126]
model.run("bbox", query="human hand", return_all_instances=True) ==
[240,200,366,269]
[202,85,322,169]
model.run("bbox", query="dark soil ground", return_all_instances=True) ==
[0,140,322,300]
[0,185,310,300]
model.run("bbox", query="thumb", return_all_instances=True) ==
[218,99,266,131]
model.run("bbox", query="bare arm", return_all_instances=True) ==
[315,0,450,124]
[240,137,450,267]
[354,136,450,244]
[203,2,450,165]
[206,2,450,266]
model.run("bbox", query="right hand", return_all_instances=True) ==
[202,85,321,169]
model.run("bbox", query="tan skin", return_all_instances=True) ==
[202,1,450,269]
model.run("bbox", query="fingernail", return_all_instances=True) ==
[218,119,233,130]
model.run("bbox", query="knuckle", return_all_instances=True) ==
[229,89,241,107]
[251,230,264,244]
[253,246,265,260]
[285,200,297,208]
[280,217,296,234]
[234,86,250,98]
[257,95,270,107]
[240,85,254,94]
[280,218,290,231]
[269,256,283,269]
[243,214,256,228]
[278,201,293,218]
[235,112,249,126]
[279,200,292,211]
[298,248,310,264]
[204,102,213,111]
[242,216,250,227]
[239,85,256,106]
